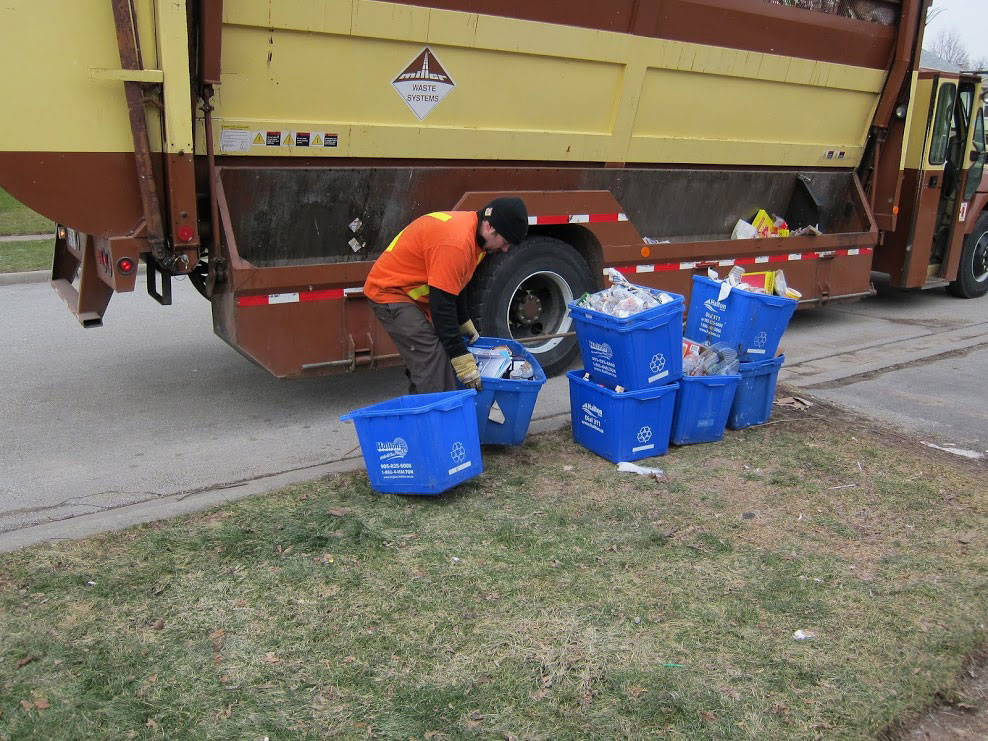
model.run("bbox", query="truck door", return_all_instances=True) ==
[893,76,954,287]
[931,76,984,282]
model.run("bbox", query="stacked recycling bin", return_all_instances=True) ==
[566,282,684,463]
[567,269,798,462]
[683,273,797,435]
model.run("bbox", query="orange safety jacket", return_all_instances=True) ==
[363,211,485,315]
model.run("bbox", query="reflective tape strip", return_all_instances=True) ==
[237,288,346,307]
[528,212,628,225]
[301,289,346,303]
[427,212,453,222]
[269,292,299,304]
[384,227,406,252]
[612,248,872,275]
[408,284,430,300]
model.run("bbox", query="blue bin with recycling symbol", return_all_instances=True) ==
[568,287,684,391]
[567,370,678,463]
[684,275,797,361]
[340,390,482,495]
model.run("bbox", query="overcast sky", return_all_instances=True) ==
[925,0,988,63]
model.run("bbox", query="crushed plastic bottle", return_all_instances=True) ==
[704,343,739,375]
[682,339,739,376]
[576,279,674,319]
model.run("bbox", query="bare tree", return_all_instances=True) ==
[929,28,970,68]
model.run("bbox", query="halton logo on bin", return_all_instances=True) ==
[581,402,603,419]
[376,437,409,460]
[704,298,727,313]
[588,341,614,359]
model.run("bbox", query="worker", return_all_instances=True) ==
[364,197,529,394]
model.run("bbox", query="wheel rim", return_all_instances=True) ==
[974,230,988,283]
[503,270,574,353]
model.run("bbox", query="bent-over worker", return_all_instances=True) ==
[363,197,529,394]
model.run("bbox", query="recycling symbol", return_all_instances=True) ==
[450,441,466,463]
[636,426,652,444]
[649,354,666,374]
[753,331,768,348]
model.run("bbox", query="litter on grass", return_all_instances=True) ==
[616,461,664,478]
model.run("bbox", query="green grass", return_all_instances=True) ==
[0,239,54,273]
[1,406,986,739]
[0,187,54,236]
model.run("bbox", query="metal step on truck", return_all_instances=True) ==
[0,0,985,377]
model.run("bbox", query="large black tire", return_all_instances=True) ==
[947,212,988,298]
[466,236,595,377]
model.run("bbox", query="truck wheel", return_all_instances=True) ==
[947,213,988,298]
[467,236,595,377]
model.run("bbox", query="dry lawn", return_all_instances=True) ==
[1,399,986,739]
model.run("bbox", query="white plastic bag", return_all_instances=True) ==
[731,219,759,240]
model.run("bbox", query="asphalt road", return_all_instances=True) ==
[1,276,985,550]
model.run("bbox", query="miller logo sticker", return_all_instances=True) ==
[392,47,455,120]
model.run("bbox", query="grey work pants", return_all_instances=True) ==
[371,301,457,395]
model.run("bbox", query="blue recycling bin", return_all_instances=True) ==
[568,287,684,391]
[728,354,785,429]
[684,275,796,361]
[467,337,547,445]
[670,374,741,445]
[567,370,678,463]
[340,390,482,495]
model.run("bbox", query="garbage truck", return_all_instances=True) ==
[0,0,985,378]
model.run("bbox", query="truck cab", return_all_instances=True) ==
[875,53,988,297]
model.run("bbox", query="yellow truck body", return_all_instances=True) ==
[1,0,985,377]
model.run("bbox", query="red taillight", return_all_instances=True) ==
[117,257,136,275]
[177,225,196,242]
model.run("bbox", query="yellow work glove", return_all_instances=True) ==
[459,319,480,345]
[451,353,483,391]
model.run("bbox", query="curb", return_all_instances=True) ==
[0,233,53,243]
[0,270,49,286]
[0,411,572,553]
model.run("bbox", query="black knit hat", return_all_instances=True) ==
[481,197,529,245]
